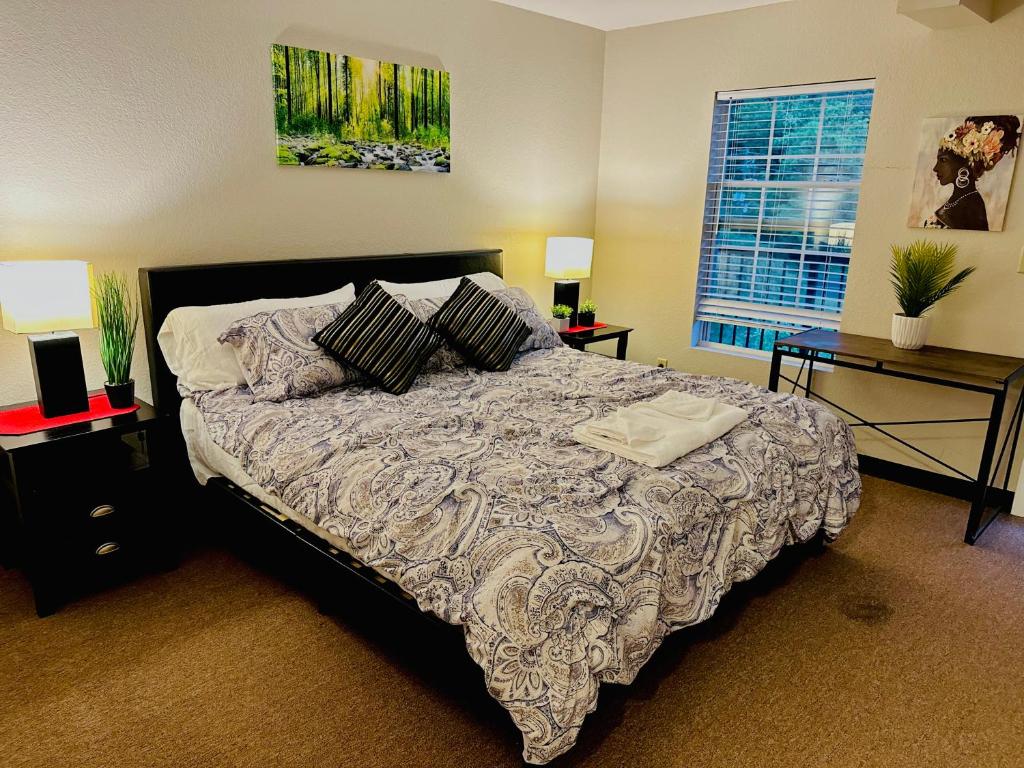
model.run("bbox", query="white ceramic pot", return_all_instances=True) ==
[891,313,930,350]
[551,317,570,332]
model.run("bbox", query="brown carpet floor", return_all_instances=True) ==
[2,475,1023,768]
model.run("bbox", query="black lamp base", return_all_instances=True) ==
[28,332,89,418]
[553,280,581,326]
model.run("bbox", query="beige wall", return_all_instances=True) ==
[594,0,1024,477]
[0,0,604,404]
[5,0,1022,482]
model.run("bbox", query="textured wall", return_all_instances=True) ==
[0,0,604,403]
[594,0,1024,476]
[6,0,1022,483]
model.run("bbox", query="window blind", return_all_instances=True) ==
[694,80,875,354]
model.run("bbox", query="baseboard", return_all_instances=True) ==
[858,454,1015,507]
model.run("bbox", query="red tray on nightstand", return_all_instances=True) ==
[0,394,139,436]
[563,322,608,333]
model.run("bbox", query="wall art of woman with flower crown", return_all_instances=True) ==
[907,115,1022,231]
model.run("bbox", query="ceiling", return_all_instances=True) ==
[490,0,795,31]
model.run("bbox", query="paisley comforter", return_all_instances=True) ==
[193,347,861,763]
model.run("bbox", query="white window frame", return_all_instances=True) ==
[692,79,875,359]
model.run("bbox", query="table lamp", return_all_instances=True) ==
[544,237,593,327]
[0,261,95,417]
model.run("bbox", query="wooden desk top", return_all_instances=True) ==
[778,329,1024,386]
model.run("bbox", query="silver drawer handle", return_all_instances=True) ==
[95,542,120,556]
[90,505,115,518]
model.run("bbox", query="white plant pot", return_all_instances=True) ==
[891,313,930,350]
[551,317,570,332]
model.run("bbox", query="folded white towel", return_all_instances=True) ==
[573,390,746,468]
[586,410,662,446]
[641,390,718,422]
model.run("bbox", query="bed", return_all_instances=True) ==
[140,250,861,764]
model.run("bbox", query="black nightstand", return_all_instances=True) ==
[0,397,175,616]
[559,324,634,360]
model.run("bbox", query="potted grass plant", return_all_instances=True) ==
[94,271,140,408]
[889,240,974,350]
[551,304,573,332]
[578,299,598,327]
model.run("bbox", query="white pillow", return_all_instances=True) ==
[157,284,356,393]
[376,271,507,300]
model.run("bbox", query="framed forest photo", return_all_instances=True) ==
[908,115,1021,231]
[272,44,450,173]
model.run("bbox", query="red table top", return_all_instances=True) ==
[563,321,608,333]
[0,394,140,436]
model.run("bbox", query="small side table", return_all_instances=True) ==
[560,324,633,360]
[0,396,175,616]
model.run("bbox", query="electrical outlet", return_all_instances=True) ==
[1018,243,1024,273]
[656,357,669,368]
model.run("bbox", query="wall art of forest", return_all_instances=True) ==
[272,44,450,173]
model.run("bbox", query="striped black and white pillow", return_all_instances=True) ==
[429,277,530,372]
[312,281,442,395]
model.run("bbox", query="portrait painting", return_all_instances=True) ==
[907,115,1021,231]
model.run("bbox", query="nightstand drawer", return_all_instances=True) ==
[43,534,130,562]
[29,477,144,536]
[79,498,135,542]
[78,537,131,567]
[45,534,140,595]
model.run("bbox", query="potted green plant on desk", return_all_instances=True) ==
[551,304,573,332]
[93,271,140,408]
[578,299,598,327]
[889,241,974,350]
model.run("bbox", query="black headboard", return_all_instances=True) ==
[139,249,503,415]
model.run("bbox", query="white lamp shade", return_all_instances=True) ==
[0,260,96,334]
[545,237,593,280]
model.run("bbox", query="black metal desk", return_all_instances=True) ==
[768,329,1024,544]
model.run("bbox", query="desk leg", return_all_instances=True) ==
[805,358,815,397]
[768,348,782,393]
[616,334,628,361]
[965,386,1006,544]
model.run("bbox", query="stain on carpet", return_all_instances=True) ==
[840,594,893,624]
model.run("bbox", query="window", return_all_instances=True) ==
[693,80,875,355]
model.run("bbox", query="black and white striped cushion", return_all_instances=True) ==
[312,281,442,395]
[429,277,530,372]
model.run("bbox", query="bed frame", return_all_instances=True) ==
[139,249,503,623]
